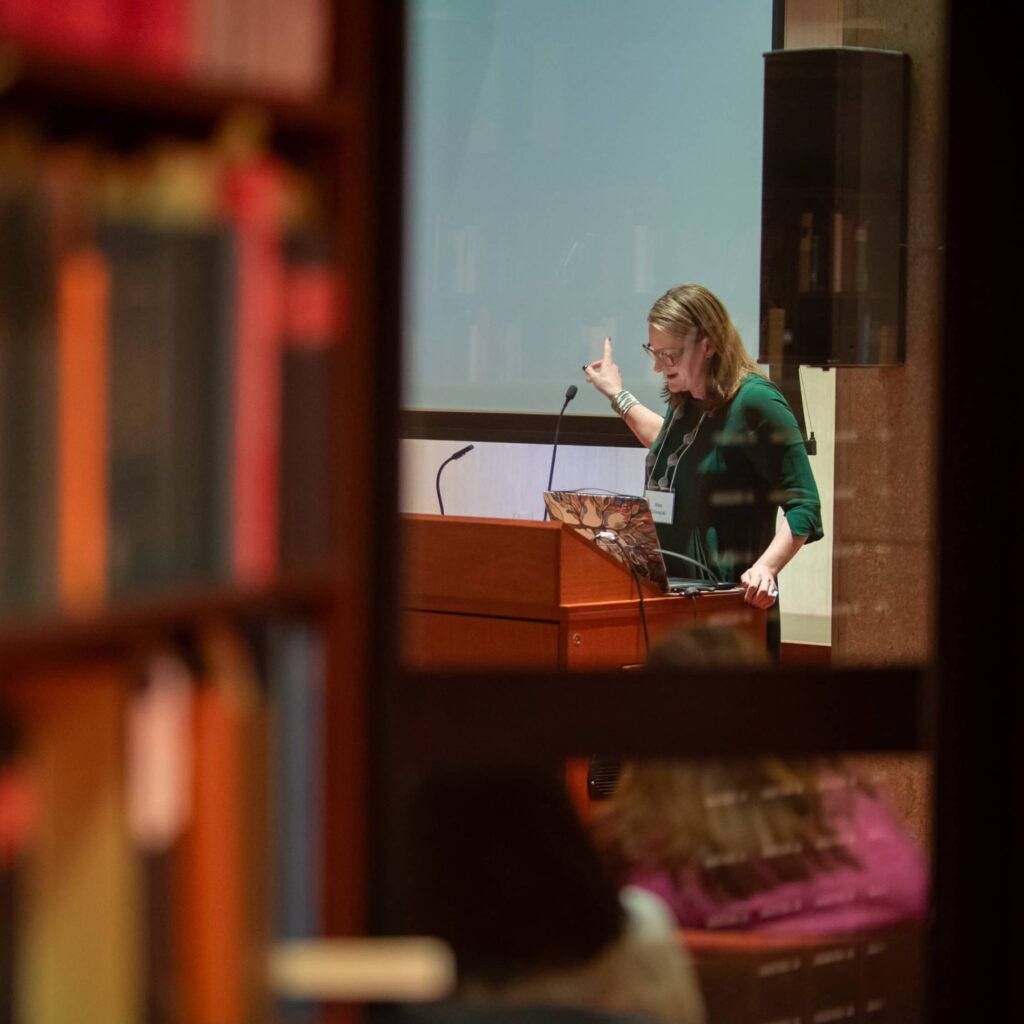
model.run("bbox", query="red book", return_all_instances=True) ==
[0,0,116,58]
[115,0,188,77]
[0,0,47,45]
[0,717,36,869]
[222,159,286,584]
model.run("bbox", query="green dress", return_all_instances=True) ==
[645,374,823,584]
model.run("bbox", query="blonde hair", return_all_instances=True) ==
[594,757,861,902]
[593,627,862,901]
[647,283,764,412]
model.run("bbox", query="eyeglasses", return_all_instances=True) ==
[642,343,686,366]
[642,327,705,367]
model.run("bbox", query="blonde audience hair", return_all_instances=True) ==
[593,626,862,902]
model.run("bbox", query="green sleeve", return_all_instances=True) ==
[648,406,674,458]
[742,380,824,543]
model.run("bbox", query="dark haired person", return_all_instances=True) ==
[584,283,822,652]
[402,769,705,1024]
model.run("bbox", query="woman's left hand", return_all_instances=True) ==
[740,564,779,608]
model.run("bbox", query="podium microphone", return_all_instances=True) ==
[435,444,474,515]
[543,385,578,519]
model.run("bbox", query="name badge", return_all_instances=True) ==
[645,488,675,524]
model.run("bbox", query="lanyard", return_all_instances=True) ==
[645,411,707,493]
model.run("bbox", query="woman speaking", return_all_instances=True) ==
[583,284,822,649]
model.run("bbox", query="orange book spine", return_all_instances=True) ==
[176,626,263,1024]
[57,247,110,611]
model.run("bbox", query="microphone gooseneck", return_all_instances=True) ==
[543,385,578,519]
[435,444,475,515]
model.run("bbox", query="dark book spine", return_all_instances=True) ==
[268,619,324,1024]
[0,187,58,612]
[167,227,237,585]
[100,222,179,596]
[279,230,339,571]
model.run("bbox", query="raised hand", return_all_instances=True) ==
[583,337,624,399]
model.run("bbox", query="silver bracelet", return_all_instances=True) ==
[611,390,639,418]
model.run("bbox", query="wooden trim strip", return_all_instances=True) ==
[391,665,924,761]
[401,409,641,447]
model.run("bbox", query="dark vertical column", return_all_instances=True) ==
[320,0,405,957]
[932,0,1016,1020]
[771,0,786,50]
[346,0,406,939]
[320,1,406,1020]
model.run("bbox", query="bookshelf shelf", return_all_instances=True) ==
[0,571,337,669]
[0,42,352,142]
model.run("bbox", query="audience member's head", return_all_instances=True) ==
[595,625,860,902]
[403,767,625,987]
[644,623,768,671]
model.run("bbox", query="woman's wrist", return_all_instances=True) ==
[610,389,639,417]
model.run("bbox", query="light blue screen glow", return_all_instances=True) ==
[405,0,773,414]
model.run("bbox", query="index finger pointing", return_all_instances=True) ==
[603,336,613,361]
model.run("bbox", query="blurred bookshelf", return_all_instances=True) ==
[0,1,372,1021]
[0,43,353,144]
[0,0,337,100]
[0,570,335,668]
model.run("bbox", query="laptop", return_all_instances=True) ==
[542,490,724,594]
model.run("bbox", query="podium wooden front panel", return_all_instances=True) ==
[405,611,562,670]
[402,515,766,670]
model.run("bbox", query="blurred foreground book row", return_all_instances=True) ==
[0,617,325,1024]
[0,121,340,616]
[0,0,332,97]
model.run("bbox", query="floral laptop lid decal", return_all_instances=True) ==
[543,490,669,590]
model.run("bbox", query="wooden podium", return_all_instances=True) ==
[402,515,766,671]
